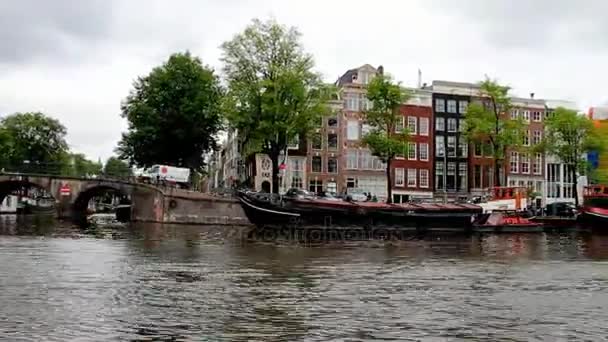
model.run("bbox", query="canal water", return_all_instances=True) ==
[1,216,608,341]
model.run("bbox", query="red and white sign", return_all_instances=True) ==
[279,163,286,170]
[59,183,71,196]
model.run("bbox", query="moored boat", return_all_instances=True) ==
[473,210,543,233]
[237,188,483,232]
[579,185,608,228]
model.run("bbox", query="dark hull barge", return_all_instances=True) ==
[237,190,483,233]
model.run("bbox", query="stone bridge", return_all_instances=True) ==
[0,173,251,226]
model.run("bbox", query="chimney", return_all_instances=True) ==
[377,65,384,75]
[530,92,535,99]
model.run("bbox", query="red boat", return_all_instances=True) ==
[579,185,608,228]
[473,210,543,233]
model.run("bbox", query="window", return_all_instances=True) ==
[436,136,445,157]
[511,109,519,119]
[459,100,468,114]
[523,130,530,146]
[312,156,322,172]
[358,150,374,169]
[447,100,457,113]
[510,152,519,173]
[522,110,530,121]
[474,165,482,189]
[419,143,429,161]
[374,157,385,170]
[419,117,429,136]
[436,162,444,190]
[288,134,299,149]
[395,117,404,133]
[327,181,337,194]
[361,123,371,136]
[533,153,542,175]
[419,169,429,188]
[407,116,417,135]
[533,130,542,145]
[447,162,456,190]
[328,116,338,128]
[521,153,530,174]
[289,158,304,189]
[447,118,457,132]
[458,119,465,132]
[347,120,359,140]
[474,143,482,157]
[447,136,456,157]
[363,98,373,111]
[407,169,417,187]
[395,168,405,187]
[346,150,358,169]
[435,99,445,112]
[312,133,322,149]
[327,157,338,173]
[532,111,542,122]
[408,142,417,160]
[345,93,359,111]
[309,179,323,194]
[459,163,467,191]
[347,177,356,189]
[458,137,468,157]
[435,117,445,131]
[328,133,338,149]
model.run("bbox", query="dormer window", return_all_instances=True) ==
[351,74,358,82]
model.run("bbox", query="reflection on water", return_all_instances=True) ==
[1,217,608,341]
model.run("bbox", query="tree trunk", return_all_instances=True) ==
[572,165,579,207]
[386,158,392,204]
[494,159,501,187]
[269,151,280,194]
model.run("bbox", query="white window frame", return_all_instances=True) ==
[361,123,371,136]
[408,142,417,160]
[510,152,519,173]
[533,130,542,145]
[524,130,530,146]
[447,136,456,157]
[346,120,359,141]
[447,118,457,132]
[521,153,530,174]
[419,117,429,136]
[395,116,404,133]
[346,150,358,169]
[534,153,542,175]
[345,93,359,111]
[447,100,457,113]
[436,136,445,157]
[522,110,530,121]
[511,110,519,120]
[395,168,405,187]
[435,118,445,131]
[419,169,429,188]
[407,116,417,135]
[435,99,445,113]
[327,157,338,174]
[532,111,542,122]
[407,168,417,187]
[459,100,468,114]
[419,143,429,161]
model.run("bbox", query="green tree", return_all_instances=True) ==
[104,156,133,177]
[361,74,410,203]
[60,153,103,177]
[1,112,68,170]
[221,18,333,193]
[0,127,14,168]
[117,52,224,172]
[463,78,525,186]
[541,107,607,206]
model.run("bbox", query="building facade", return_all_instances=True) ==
[429,81,477,200]
[506,97,546,201]
[337,64,388,199]
[391,88,434,203]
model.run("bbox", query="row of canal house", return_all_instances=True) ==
[215,64,583,205]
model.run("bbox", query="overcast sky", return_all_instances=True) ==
[2,0,608,162]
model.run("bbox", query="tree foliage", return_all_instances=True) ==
[0,112,68,167]
[221,18,333,193]
[117,52,224,171]
[104,156,133,177]
[361,74,410,203]
[541,107,608,205]
[60,153,103,177]
[463,78,525,186]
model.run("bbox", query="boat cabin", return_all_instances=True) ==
[584,185,608,197]
[476,186,527,213]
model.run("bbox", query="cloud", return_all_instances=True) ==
[0,0,113,65]
[427,0,608,50]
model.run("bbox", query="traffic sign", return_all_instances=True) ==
[59,183,71,196]
[279,163,286,170]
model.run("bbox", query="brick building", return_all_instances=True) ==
[506,97,546,199]
[337,64,388,199]
[391,88,434,203]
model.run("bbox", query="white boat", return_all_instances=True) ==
[473,187,528,214]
